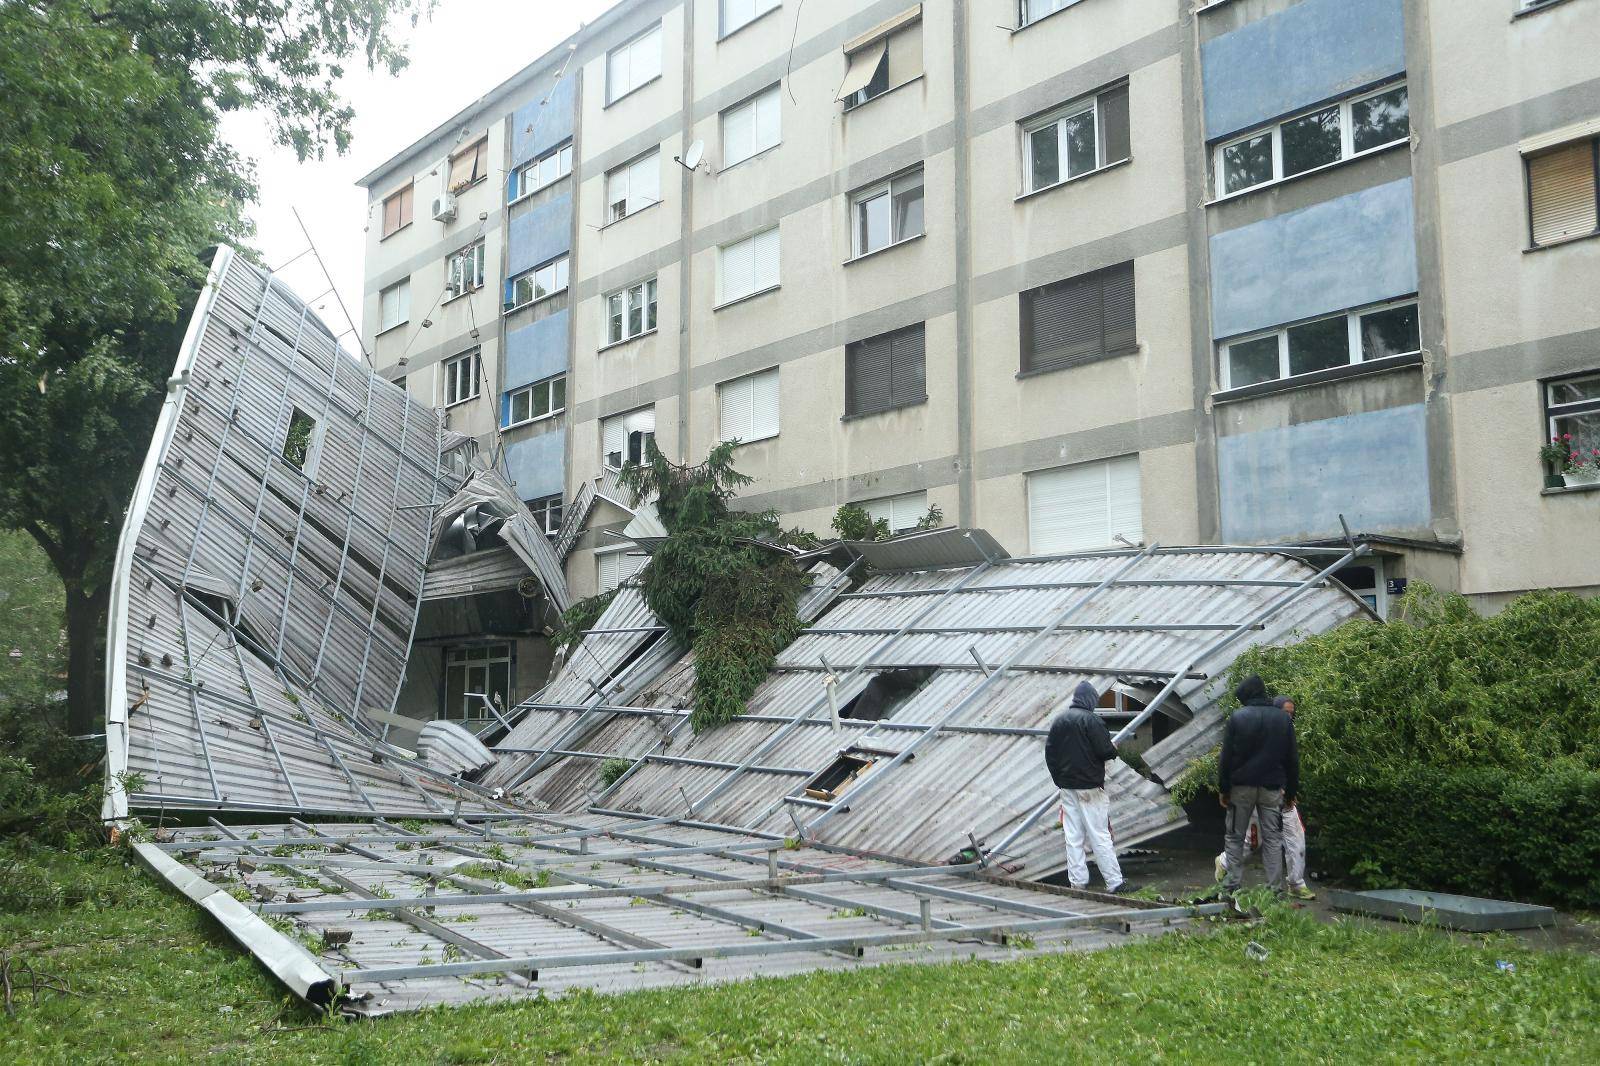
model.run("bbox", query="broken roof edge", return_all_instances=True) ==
[103,246,232,822]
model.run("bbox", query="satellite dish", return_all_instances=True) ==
[678,139,705,172]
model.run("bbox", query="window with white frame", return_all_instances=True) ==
[1544,371,1600,465]
[379,278,410,332]
[722,84,781,167]
[596,548,647,593]
[442,349,481,406]
[511,141,572,201]
[447,138,489,193]
[445,241,486,299]
[718,367,780,445]
[1525,136,1599,248]
[605,149,661,223]
[1017,0,1084,28]
[721,0,780,36]
[837,9,922,109]
[606,23,662,105]
[506,256,569,311]
[605,277,658,345]
[602,407,656,470]
[1220,299,1420,391]
[851,166,924,258]
[506,374,566,426]
[527,493,564,538]
[1027,456,1142,554]
[861,491,928,535]
[1216,82,1409,198]
[1023,83,1129,194]
[443,643,511,722]
[717,226,780,305]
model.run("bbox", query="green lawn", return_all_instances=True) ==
[2,847,1597,1065]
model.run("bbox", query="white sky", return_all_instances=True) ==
[219,0,618,349]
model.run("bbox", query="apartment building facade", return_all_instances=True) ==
[357,0,1600,678]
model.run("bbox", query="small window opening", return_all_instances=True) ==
[281,407,318,472]
[802,743,904,801]
[839,666,936,721]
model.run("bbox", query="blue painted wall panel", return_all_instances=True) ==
[503,310,569,392]
[1202,0,1405,141]
[1218,404,1429,542]
[504,428,565,501]
[511,76,576,167]
[506,194,572,278]
[1210,178,1416,339]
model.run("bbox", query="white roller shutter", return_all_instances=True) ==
[1528,141,1598,246]
[753,226,781,291]
[722,98,755,164]
[719,237,755,303]
[597,549,646,593]
[1027,455,1142,554]
[864,491,926,534]
[718,368,778,444]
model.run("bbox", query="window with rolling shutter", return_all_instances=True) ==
[381,185,412,237]
[861,491,928,534]
[718,368,780,444]
[846,323,926,416]
[717,227,780,305]
[1019,261,1136,374]
[1527,139,1599,247]
[1027,455,1142,554]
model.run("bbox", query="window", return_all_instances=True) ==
[1027,456,1142,554]
[722,0,780,36]
[1526,137,1599,247]
[445,241,486,299]
[506,256,569,311]
[606,149,661,223]
[1023,83,1129,194]
[606,23,662,105]
[443,644,511,722]
[507,374,566,426]
[605,277,658,345]
[1220,299,1420,391]
[596,548,647,592]
[602,407,656,470]
[847,323,926,417]
[1020,261,1136,375]
[850,166,924,258]
[1215,82,1409,198]
[527,494,564,539]
[717,227,780,305]
[281,407,319,473]
[447,138,489,193]
[837,10,922,109]
[860,491,928,535]
[379,278,410,332]
[722,85,781,167]
[511,141,572,201]
[718,368,780,444]
[443,350,481,406]
[381,185,413,237]
[1545,371,1600,463]
[1018,0,1083,27]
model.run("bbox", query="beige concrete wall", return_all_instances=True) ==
[1425,0,1599,130]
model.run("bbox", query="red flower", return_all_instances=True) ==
[1564,434,1573,441]
[1572,453,1581,461]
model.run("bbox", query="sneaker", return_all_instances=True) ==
[1288,884,1317,901]
[1212,854,1227,883]
[1108,882,1141,896]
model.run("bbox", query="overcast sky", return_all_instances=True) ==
[219,0,618,351]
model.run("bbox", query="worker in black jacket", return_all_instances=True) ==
[1044,680,1126,893]
[1218,674,1299,893]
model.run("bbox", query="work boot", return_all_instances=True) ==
[1288,884,1317,901]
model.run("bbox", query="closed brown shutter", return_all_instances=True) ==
[847,323,925,416]
[1021,261,1137,373]
[1102,261,1136,353]
[1528,140,1598,246]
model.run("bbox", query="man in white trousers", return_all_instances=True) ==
[1045,680,1129,894]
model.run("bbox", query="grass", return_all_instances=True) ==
[2,846,1599,1065]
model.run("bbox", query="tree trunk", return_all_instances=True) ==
[64,580,110,737]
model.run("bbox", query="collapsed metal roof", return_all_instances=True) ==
[106,250,1371,1012]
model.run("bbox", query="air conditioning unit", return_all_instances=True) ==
[431,192,458,223]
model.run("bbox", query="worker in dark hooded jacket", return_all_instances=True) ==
[1044,680,1125,893]
[1218,674,1299,894]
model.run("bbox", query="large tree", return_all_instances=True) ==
[0,0,431,733]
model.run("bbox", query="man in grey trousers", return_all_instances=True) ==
[1218,674,1299,894]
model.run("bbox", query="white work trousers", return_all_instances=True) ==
[1218,805,1307,888]
[1059,787,1122,891]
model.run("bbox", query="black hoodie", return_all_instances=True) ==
[1218,674,1299,799]
[1045,681,1119,790]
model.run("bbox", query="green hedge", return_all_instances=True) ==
[1218,585,1600,908]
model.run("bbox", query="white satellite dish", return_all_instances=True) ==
[677,139,705,172]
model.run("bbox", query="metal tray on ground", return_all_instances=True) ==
[1326,888,1556,931]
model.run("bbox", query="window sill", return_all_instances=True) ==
[718,5,782,42]
[447,176,488,197]
[444,394,481,410]
[845,231,925,265]
[1205,137,1408,207]
[508,174,570,208]
[504,410,564,431]
[1016,346,1139,381]
[378,221,413,243]
[1211,350,1423,405]
[713,284,780,312]
[503,287,568,316]
[1525,228,1600,253]
[1194,0,1236,13]
[1015,157,1132,203]
[1514,0,1585,20]
[604,74,662,110]
[376,321,408,338]
[600,198,663,231]
[1011,1,1091,35]
[598,328,658,354]
[843,74,924,114]
[841,396,928,423]
[727,431,778,447]
[720,142,781,174]
[441,288,482,306]
[1542,479,1600,495]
